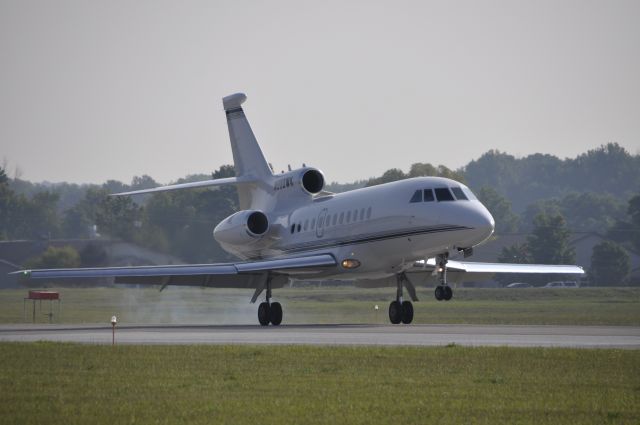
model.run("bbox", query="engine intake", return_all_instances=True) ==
[301,169,325,194]
[213,210,270,247]
[247,211,268,235]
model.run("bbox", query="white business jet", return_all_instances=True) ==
[17,93,584,326]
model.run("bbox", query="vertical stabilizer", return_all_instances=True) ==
[223,93,272,179]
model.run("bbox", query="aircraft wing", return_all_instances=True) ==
[12,254,337,289]
[441,260,584,275]
[406,258,584,284]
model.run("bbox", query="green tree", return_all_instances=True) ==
[62,205,94,238]
[499,243,530,264]
[25,191,61,239]
[527,213,575,264]
[79,243,108,267]
[366,163,465,187]
[495,242,531,286]
[141,176,236,262]
[0,168,14,239]
[366,168,407,187]
[130,175,158,191]
[24,246,81,269]
[589,240,630,286]
[477,187,519,233]
[629,195,640,250]
[607,194,640,251]
[95,194,141,241]
[408,163,437,177]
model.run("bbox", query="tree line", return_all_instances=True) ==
[1,143,638,285]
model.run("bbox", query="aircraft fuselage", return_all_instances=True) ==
[219,176,495,280]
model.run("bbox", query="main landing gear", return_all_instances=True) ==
[434,253,453,301]
[388,273,418,324]
[253,274,283,326]
[258,301,282,326]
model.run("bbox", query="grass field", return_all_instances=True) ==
[1,286,639,326]
[0,343,638,424]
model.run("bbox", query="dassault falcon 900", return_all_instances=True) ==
[16,93,584,326]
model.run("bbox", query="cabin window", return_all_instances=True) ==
[290,224,295,233]
[366,207,372,219]
[339,212,344,224]
[424,189,435,202]
[353,209,358,221]
[332,214,337,226]
[435,187,455,201]
[297,223,302,232]
[410,190,422,203]
[451,187,468,200]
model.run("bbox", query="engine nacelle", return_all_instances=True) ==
[272,167,325,196]
[213,210,269,246]
[298,168,325,195]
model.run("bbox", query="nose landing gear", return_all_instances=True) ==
[388,273,417,324]
[434,253,453,301]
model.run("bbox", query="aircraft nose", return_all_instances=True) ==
[475,205,495,241]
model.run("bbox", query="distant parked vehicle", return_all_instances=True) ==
[506,282,533,288]
[544,281,579,288]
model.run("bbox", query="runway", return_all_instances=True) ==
[1,324,639,348]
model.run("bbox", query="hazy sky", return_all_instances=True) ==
[1,0,639,185]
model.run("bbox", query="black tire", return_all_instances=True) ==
[270,302,283,326]
[388,301,402,324]
[401,301,414,324]
[258,302,270,326]
[434,286,444,301]
[443,286,453,301]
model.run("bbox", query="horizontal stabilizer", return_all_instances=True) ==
[111,176,255,197]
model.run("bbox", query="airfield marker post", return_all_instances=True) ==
[111,316,117,345]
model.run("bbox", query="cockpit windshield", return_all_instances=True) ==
[409,185,478,203]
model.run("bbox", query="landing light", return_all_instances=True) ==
[341,259,361,269]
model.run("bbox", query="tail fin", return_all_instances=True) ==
[112,93,273,211]
[223,93,272,179]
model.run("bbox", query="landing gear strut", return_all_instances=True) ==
[255,274,283,326]
[434,253,453,301]
[388,273,416,324]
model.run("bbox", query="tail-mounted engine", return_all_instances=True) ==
[213,210,269,246]
[272,167,325,196]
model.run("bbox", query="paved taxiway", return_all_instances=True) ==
[1,324,639,348]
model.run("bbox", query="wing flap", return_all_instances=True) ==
[114,273,284,289]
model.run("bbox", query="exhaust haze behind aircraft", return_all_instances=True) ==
[15,93,584,326]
